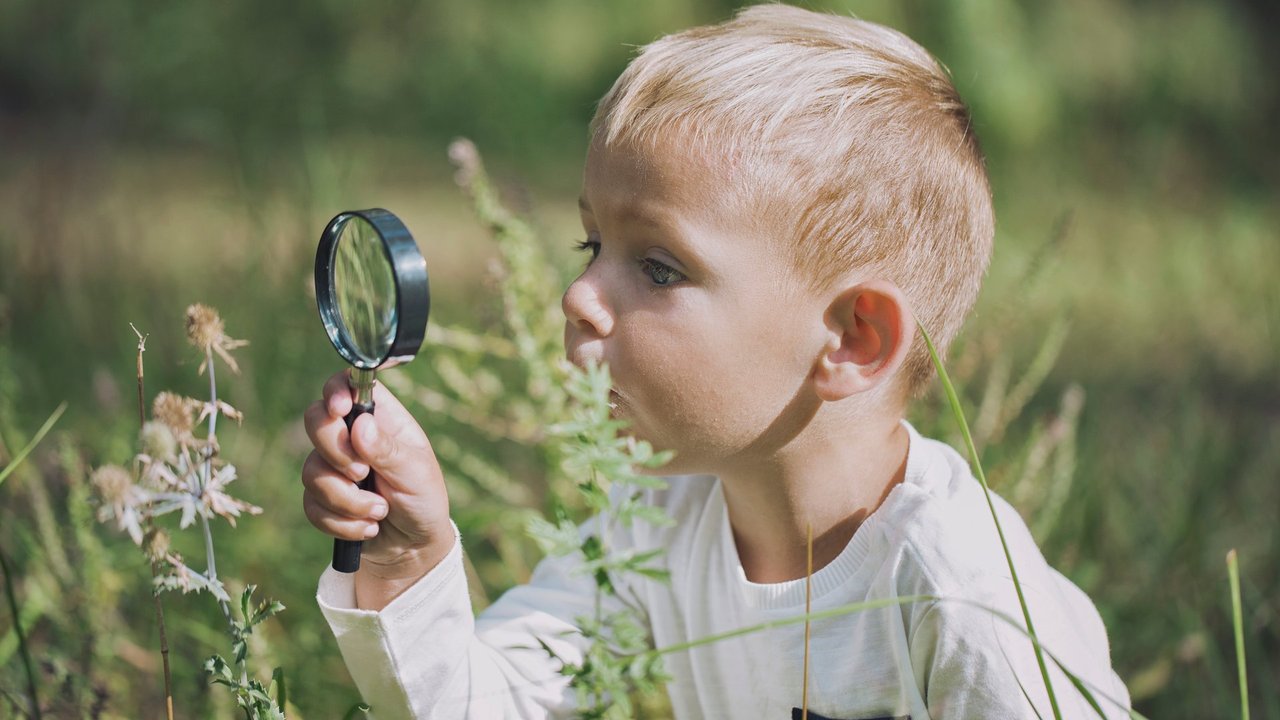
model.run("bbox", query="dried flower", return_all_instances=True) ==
[203,464,263,527]
[91,464,133,504]
[144,527,171,562]
[92,464,148,545]
[198,399,243,426]
[185,304,248,375]
[140,421,177,460]
[448,137,481,189]
[152,392,199,440]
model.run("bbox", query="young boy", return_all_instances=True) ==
[303,5,1131,718]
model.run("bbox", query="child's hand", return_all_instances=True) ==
[302,370,453,584]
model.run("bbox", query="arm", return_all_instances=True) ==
[909,576,1131,720]
[303,372,644,718]
[318,518,643,720]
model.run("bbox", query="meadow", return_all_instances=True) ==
[1,0,1278,717]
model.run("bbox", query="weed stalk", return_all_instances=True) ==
[1227,549,1249,720]
[0,545,40,719]
[131,323,175,720]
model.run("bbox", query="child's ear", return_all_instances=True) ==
[812,280,914,402]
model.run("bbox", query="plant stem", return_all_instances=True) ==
[201,347,232,626]
[0,544,41,720]
[920,324,1063,720]
[132,323,176,720]
[1227,549,1249,720]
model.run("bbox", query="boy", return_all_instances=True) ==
[303,5,1131,718]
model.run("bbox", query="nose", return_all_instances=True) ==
[562,272,614,338]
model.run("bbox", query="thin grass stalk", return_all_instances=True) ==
[919,323,1063,720]
[649,595,936,659]
[0,402,67,490]
[0,400,65,718]
[0,545,40,720]
[1227,549,1249,720]
[132,324,175,720]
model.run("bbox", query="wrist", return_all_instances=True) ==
[355,535,456,611]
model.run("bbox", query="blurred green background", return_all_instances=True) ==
[1,0,1277,717]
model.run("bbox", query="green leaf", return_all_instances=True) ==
[271,666,288,710]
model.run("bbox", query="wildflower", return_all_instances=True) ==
[92,464,132,504]
[144,527,171,562]
[203,464,263,527]
[140,421,178,460]
[185,304,248,375]
[198,399,243,426]
[448,138,481,189]
[153,392,199,444]
[92,464,148,545]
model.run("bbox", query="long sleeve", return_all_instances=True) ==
[317,520,643,720]
[909,571,1132,720]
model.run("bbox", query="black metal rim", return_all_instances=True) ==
[314,208,430,369]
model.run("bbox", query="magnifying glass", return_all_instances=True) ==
[315,208,430,573]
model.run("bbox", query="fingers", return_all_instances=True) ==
[304,399,370,482]
[301,451,388,541]
[322,370,354,418]
[303,494,381,541]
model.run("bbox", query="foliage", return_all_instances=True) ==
[87,306,288,718]
[442,140,676,716]
[204,586,288,720]
[0,3,1278,714]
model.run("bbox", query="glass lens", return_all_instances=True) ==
[331,216,398,367]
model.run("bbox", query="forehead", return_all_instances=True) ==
[580,135,732,220]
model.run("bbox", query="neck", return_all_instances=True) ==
[717,411,910,584]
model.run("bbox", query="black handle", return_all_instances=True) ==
[332,400,376,573]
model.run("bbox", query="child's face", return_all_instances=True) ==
[563,137,827,473]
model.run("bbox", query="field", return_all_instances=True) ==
[1,1,1278,717]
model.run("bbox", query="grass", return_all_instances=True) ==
[0,131,1276,716]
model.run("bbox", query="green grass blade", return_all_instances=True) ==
[0,401,68,490]
[646,595,937,659]
[920,324,1063,720]
[0,544,42,720]
[1227,549,1249,720]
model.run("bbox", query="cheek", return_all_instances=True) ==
[611,307,803,460]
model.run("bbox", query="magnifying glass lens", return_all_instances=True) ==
[331,216,398,367]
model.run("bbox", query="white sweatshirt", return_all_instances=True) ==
[318,422,1132,719]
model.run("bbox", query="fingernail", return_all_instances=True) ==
[370,502,388,520]
[349,462,370,480]
[364,523,380,539]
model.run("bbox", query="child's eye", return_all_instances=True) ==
[639,258,685,287]
[573,238,600,262]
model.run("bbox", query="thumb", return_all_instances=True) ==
[349,412,431,492]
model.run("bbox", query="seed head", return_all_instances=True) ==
[144,527,172,561]
[153,392,197,437]
[185,304,224,350]
[184,304,248,374]
[91,464,134,505]
[140,420,177,459]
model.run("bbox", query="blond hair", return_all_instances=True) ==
[591,4,994,397]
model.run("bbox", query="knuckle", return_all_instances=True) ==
[303,401,324,432]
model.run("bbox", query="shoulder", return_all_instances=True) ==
[884,429,1128,715]
[880,427,1051,599]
